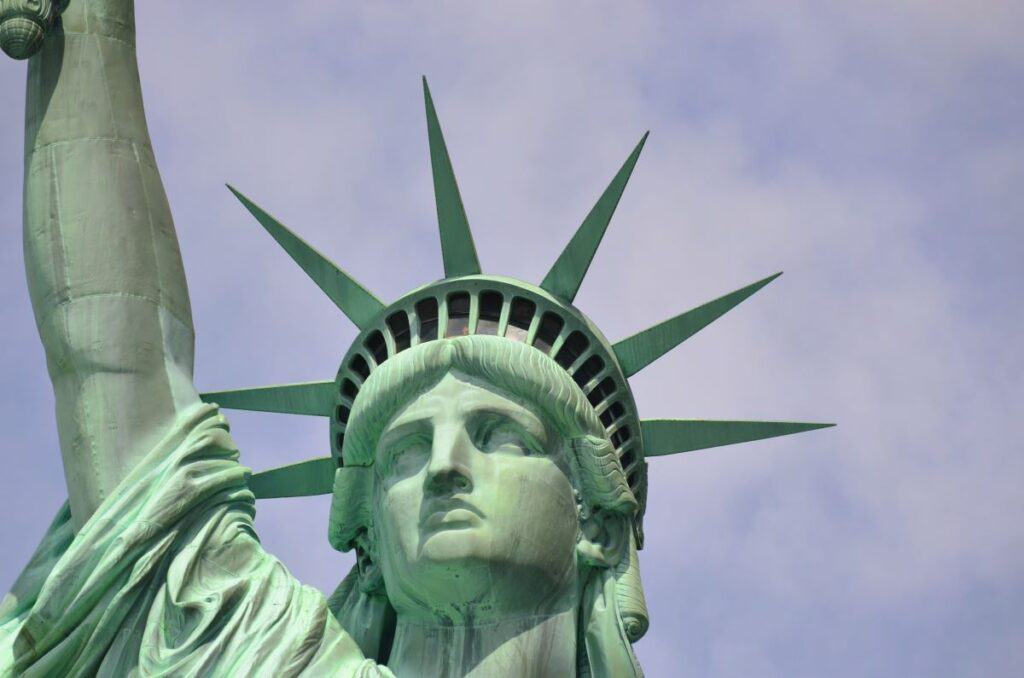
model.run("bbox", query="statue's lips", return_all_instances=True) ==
[422,499,483,533]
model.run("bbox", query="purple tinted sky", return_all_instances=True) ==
[1,2,1022,675]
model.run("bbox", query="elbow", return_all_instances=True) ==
[36,293,195,384]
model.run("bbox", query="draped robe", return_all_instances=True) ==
[0,403,392,677]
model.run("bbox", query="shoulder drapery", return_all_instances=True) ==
[0,403,391,677]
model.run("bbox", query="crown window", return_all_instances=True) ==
[364,330,388,365]
[554,331,589,369]
[349,354,370,381]
[587,377,617,407]
[610,424,631,448]
[599,400,626,427]
[445,292,471,337]
[533,312,564,353]
[340,379,358,401]
[477,291,503,335]
[573,355,604,388]
[505,297,535,342]
[415,297,439,342]
[386,311,411,352]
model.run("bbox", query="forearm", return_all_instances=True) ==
[22,0,199,529]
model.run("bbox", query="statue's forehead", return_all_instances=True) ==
[384,371,547,437]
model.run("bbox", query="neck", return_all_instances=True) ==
[387,608,578,677]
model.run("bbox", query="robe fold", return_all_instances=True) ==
[0,403,391,677]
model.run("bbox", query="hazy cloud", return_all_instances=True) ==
[0,2,1020,675]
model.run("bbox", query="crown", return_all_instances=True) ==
[201,78,833,545]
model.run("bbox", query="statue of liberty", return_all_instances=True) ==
[0,2,831,676]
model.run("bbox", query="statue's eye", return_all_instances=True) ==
[474,417,540,456]
[382,434,431,479]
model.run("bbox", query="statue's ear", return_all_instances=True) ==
[355,533,386,594]
[577,509,629,568]
[329,466,374,552]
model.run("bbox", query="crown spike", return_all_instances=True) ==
[540,132,648,302]
[423,77,481,278]
[642,419,834,456]
[201,381,336,416]
[250,457,336,499]
[227,186,385,329]
[614,272,782,377]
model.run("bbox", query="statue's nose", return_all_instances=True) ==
[426,424,474,494]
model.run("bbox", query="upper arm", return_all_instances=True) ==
[21,1,199,529]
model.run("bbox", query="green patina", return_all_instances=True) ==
[540,132,648,302]
[0,2,832,676]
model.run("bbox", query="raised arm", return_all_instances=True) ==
[13,0,199,530]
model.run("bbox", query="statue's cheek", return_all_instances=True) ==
[378,478,426,560]
[490,460,578,553]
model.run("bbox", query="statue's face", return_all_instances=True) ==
[372,371,580,621]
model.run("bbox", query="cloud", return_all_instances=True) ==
[0,2,1020,675]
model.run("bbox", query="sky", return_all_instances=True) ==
[1,2,1022,676]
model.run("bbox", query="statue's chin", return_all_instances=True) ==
[389,533,578,624]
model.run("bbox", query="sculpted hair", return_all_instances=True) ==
[345,337,627,477]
